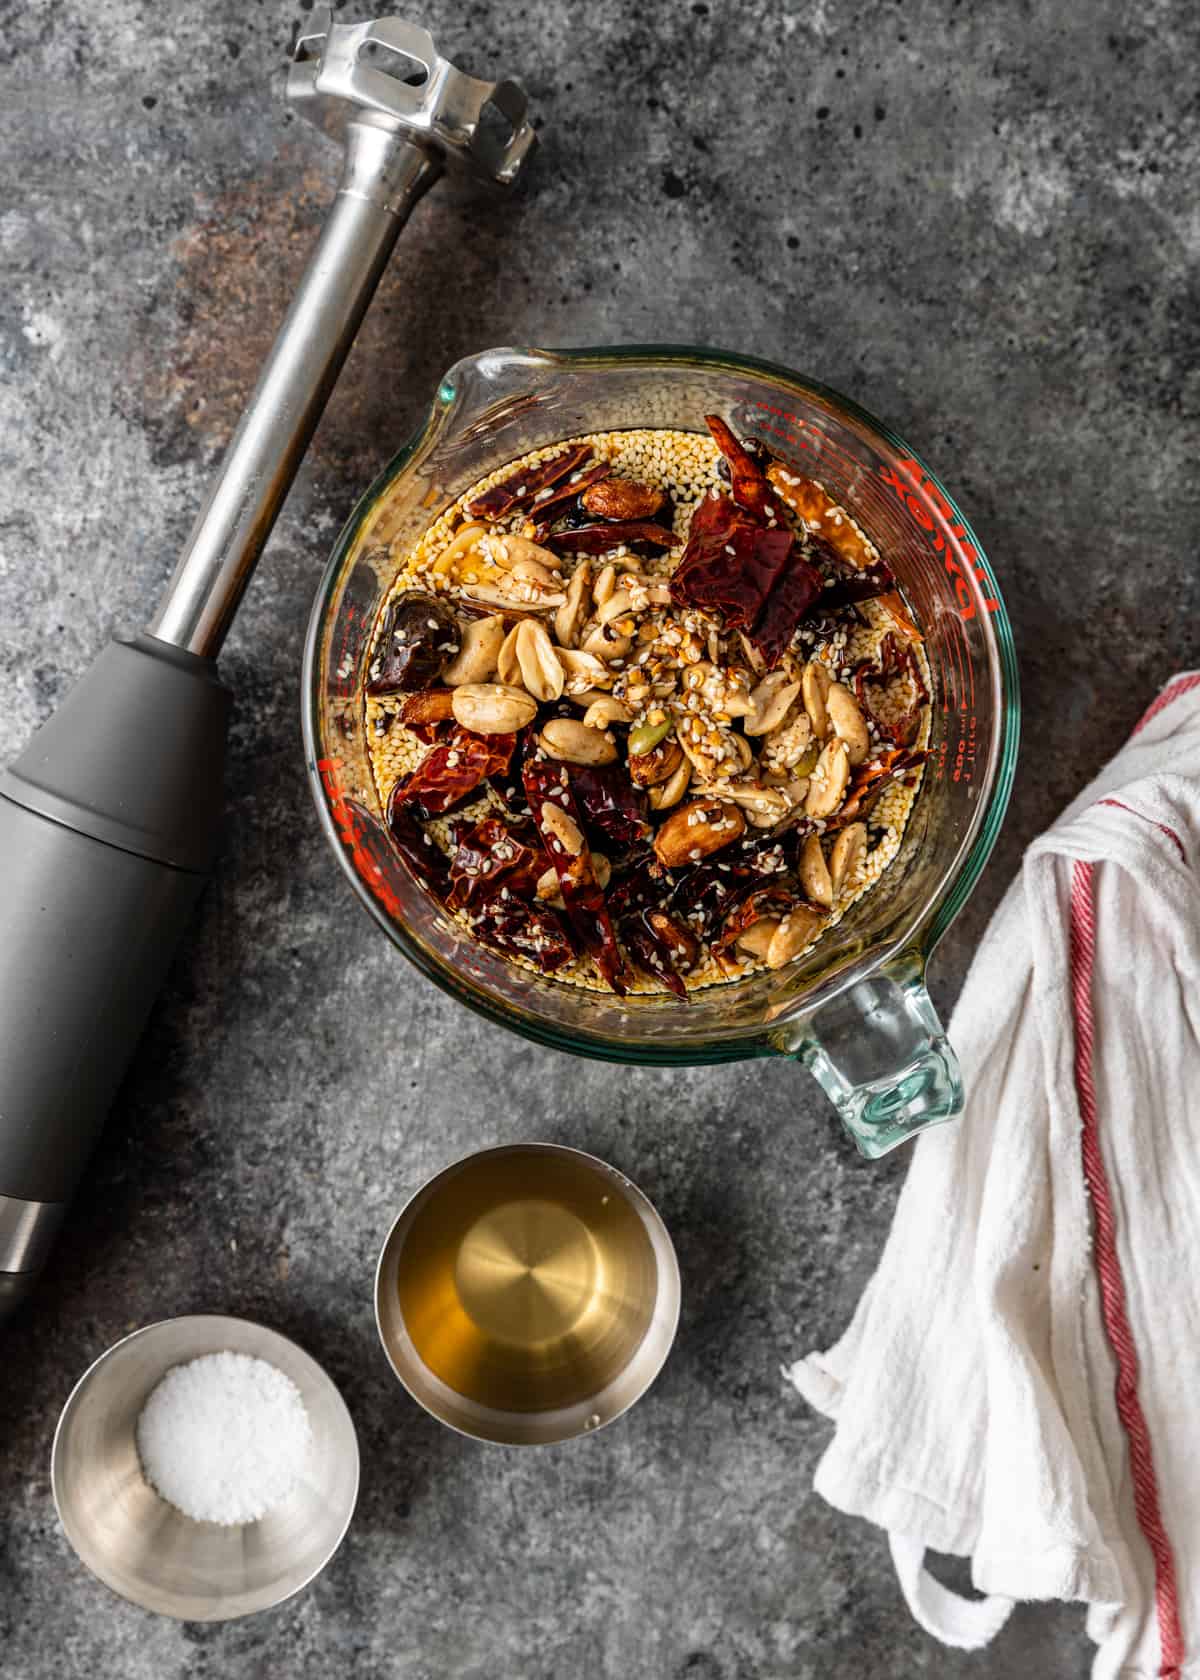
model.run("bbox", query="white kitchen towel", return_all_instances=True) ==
[788,672,1200,1680]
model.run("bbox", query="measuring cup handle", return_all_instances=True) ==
[793,956,963,1159]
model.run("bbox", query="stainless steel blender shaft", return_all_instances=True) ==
[149,126,438,658]
[151,12,535,655]
[0,12,535,1315]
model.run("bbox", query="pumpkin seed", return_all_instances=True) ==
[629,718,673,756]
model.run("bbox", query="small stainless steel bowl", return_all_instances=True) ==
[51,1314,359,1621]
[375,1142,681,1446]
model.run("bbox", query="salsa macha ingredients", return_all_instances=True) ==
[363,420,931,996]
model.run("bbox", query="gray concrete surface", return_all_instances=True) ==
[1,0,1197,1674]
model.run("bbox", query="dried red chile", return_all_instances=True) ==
[447,816,548,910]
[523,754,628,994]
[366,592,460,695]
[704,415,786,523]
[748,553,825,665]
[835,747,928,826]
[713,885,797,954]
[617,906,699,999]
[852,632,930,749]
[465,444,594,521]
[470,895,576,972]
[545,521,678,557]
[390,727,516,820]
[528,463,613,538]
[384,803,452,900]
[669,491,793,628]
[566,764,653,848]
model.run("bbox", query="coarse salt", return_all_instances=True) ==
[136,1351,312,1526]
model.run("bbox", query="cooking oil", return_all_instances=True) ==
[396,1149,657,1412]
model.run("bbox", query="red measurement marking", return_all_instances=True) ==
[317,756,404,918]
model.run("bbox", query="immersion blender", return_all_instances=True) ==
[0,12,537,1316]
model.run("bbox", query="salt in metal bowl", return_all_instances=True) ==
[51,1314,359,1620]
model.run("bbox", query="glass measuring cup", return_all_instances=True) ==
[303,346,1019,1157]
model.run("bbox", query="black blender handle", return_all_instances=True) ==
[0,635,229,1315]
[0,19,540,1320]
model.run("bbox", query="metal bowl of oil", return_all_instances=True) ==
[375,1143,681,1445]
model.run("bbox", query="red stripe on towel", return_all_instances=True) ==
[1134,674,1200,735]
[1098,799,1187,865]
[1070,859,1185,1678]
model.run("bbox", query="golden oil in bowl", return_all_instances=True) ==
[376,1144,680,1445]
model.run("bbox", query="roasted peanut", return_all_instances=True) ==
[804,738,850,818]
[441,614,505,686]
[451,683,537,735]
[557,647,613,693]
[826,682,870,766]
[629,738,684,787]
[648,756,692,810]
[555,561,591,649]
[581,477,664,521]
[829,822,867,896]
[539,717,618,766]
[745,672,801,737]
[488,532,561,573]
[800,834,833,909]
[516,619,565,702]
[592,563,618,606]
[496,620,523,687]
[539,800,585,856]
[399,688,455,727]
[583,695,632,729]
[737,919,781,960]
[802,660,831,738]
[766,904,827,968]
[653,798,747,868]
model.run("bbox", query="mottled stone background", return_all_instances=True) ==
[1,0,1197,1675]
